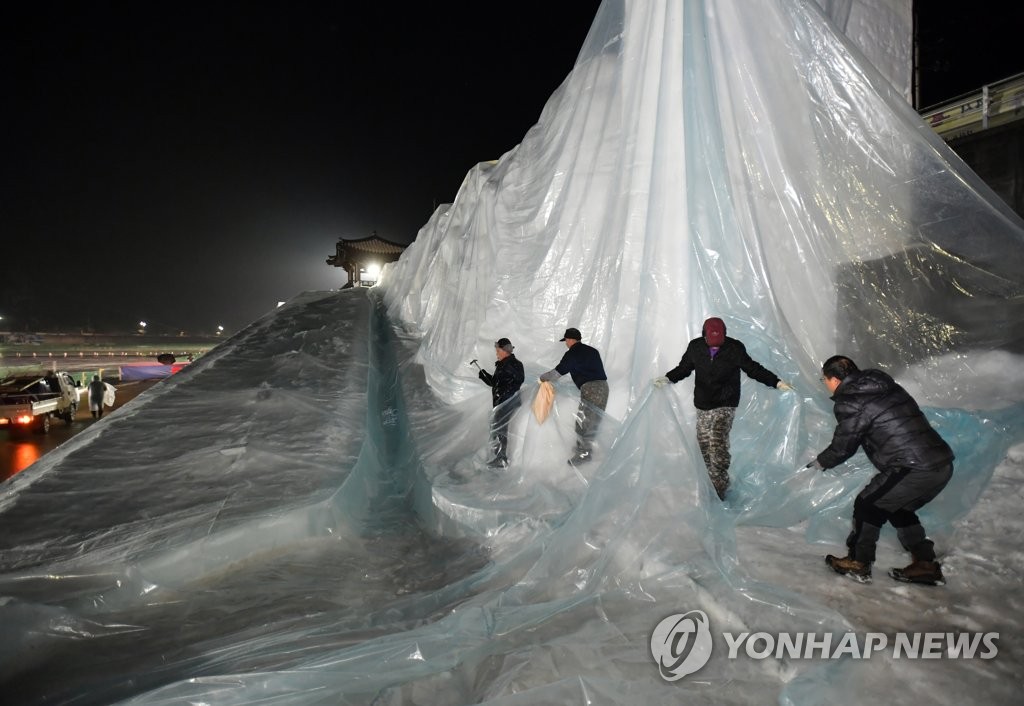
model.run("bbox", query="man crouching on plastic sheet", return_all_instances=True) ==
[808,355,954,586]
[477,338,525,469]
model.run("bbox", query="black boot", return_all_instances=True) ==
[567,450,592,466]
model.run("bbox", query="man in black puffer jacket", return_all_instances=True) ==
[654,317,793,500]
[479,338,525,468]
[810,355,954,586]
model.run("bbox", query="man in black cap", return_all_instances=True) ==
[478,337,525,468]
[654,316,792,500]
[540,327,608,466]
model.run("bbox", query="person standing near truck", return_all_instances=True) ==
[43,370,60,394]
[88,375,107,419]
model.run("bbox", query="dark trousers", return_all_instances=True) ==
[847,463,953,564]
[490,401,517,461]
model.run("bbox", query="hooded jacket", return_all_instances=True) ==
[816,369,954,472]
[665,336,780,410]
[479,354,525,407]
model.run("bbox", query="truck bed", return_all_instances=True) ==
[0,392,65,417]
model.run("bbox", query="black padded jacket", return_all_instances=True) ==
[665,337,780,410]
[816,369,954,472]
[479,355,525,407]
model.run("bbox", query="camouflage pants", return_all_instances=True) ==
[576,380,609,454]
[696,407,736,497]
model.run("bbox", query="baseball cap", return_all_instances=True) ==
[560,327,582,341]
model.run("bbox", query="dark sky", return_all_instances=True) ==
[3,1,1020,334]
[915,2,1024,108]
[3,2,602,334]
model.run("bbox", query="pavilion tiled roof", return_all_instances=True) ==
[341,235,406,255]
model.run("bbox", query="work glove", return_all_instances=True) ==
[776,381,793,392]
[804,459,823,471]
[539,369,562,383]
[653,376,670,389]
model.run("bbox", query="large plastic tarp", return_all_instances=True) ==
[2,0,1024,704]
[118,363,189,381]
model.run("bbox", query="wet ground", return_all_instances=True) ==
[0,379,160,481]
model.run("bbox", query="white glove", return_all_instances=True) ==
[776,381,793,392]
[653,376,670,389]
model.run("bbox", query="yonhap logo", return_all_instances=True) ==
[650,610,713,680]
[649,608,998,680]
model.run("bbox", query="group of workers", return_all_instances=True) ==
[476,327,609,470]
[475,317,952,587]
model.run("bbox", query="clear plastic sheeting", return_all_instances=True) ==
[3,0,1024,704]
[814,0,913,101]
[384,0,1023,412]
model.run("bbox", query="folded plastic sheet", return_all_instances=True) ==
[2,1,1024,704]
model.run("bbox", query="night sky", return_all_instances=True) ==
[3,1,1021,334]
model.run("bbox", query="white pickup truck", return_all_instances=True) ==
[0,371,85,434]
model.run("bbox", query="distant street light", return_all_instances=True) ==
[138,321,147,334]
[216,325,224,335]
